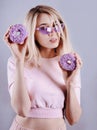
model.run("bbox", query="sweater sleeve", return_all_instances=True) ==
[7,56,15,97]
[73,70,81,105]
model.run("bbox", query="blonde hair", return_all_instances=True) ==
[24,5,73,65]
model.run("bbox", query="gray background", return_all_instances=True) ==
[0,0,97,130]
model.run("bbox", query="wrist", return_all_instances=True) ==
[66,80,75,88]
[66,83,75,93]
[15,59,24,67]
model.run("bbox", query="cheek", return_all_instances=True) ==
[57,32,61,39]
[35,32,39,41]
[35,32,48,44]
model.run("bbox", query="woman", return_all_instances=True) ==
[4,5,82,130]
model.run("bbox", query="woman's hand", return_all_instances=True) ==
[3,26,28,62]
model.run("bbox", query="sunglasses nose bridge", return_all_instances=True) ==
[46,27,54,34]
[49,27,57,33]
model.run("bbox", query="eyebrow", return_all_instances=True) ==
[38,22,54,27]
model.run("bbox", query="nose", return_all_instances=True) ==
[48,27,55,36]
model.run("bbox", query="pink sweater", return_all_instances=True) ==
[7,56,81,118]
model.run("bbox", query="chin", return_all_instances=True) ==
[53,43,59,48]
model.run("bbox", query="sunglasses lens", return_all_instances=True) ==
[39,27,48,34]
[61,23,65,29]
[54,25,60,32]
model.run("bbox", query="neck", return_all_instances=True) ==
[40,49,57,58]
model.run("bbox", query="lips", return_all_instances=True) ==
[49,38,57,43]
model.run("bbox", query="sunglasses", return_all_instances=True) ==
[36,23,64,35]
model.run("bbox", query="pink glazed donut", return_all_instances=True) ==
[9,24,28,44]
[60,53,76,71]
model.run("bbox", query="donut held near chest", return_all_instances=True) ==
[60,53,76,71]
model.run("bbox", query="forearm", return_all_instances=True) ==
[65,84,82,125]
[11,60,31,116]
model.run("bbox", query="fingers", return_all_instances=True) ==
[3,26,13,46]
[73,52,83,69]
[3,32,11,47]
